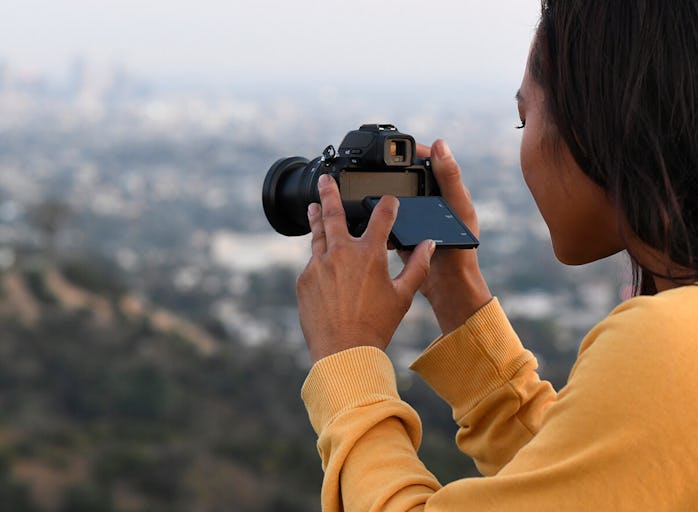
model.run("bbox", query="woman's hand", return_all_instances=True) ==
[406,140,492,335]
[297,174,436,364]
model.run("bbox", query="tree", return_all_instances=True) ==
[28,199,71,263]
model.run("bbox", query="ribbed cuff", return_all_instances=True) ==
[410,298,533,412]
[301,346,399,434]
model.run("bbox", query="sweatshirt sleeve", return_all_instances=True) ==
[410,298,557,475]
[302,346,441,512]
[301,291,698,511]
[301,298,555,510]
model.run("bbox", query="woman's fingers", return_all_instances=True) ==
[395,239,435,298]
[416,143,432,158]
[362,195,399,246]
[429,139,479,236]
[308,202,326,256]
[317,174,349,245]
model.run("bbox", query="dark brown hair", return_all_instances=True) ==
[531,0,698,295]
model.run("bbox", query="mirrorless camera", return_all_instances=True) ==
[262,124,478,249]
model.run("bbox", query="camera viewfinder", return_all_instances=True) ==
[386,138,411,166]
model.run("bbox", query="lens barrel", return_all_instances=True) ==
[262,156,318,236]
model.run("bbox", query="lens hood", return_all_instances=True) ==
[262,156,311,236]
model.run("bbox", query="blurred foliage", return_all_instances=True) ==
[242,267,298,312]
[28,200,72,261]
[0,258,581,510]
[0,450,39,512]
[22,270,58,305]
[60,258,127,299]
[0,265,322,511]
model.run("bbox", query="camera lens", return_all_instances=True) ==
[262,156,320,236]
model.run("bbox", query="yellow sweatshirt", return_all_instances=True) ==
[301,285,698,511]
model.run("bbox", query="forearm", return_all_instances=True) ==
[302,301,556,509]
[411,298,556,474]
[338,416,440,511]
[302,347,441,511]
[300,295,697,511]
[415,249,492,336]
[425,267,492,336]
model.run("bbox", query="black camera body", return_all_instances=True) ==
[262,124,478,249]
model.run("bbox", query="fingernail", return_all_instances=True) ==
[318,174,332,188]
[308,203,320,217]
[434,140,452,160]
[428,240,436,256]
[387,196,399,215]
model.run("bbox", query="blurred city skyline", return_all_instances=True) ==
[0,1,540,93]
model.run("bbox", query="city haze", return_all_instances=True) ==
[1,1,539,90]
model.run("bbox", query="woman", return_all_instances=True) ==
[296,0,698,509]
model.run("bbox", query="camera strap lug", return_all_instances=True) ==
[321,145,337,166]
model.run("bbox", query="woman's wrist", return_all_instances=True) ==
[426,270,492,335]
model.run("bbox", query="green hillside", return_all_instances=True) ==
[0,263,491,511]
[0,266,323,512]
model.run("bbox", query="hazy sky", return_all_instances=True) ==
[0,0,540,88]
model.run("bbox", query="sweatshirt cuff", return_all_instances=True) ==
[410,297,533,411]
[301,346,399,435]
